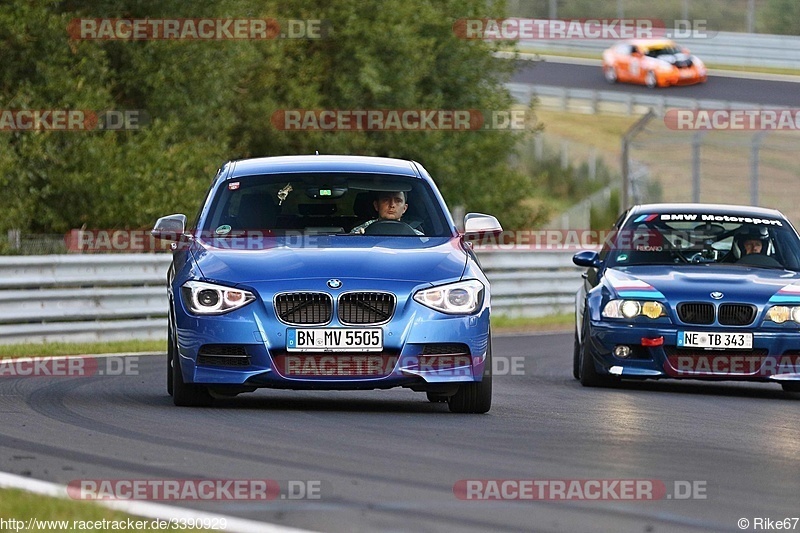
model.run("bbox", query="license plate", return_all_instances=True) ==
[677,331,753,349]
[286,328,383,352]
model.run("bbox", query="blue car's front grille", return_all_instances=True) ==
[275,292,333,325]
[338,292,395,324]
[718,304,757,326]
[677,302,714,324]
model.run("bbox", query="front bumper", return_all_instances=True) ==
[174,292,490,390]
[585,320,800,384]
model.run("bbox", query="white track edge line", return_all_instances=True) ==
[0,471,318,533]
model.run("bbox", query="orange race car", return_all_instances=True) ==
[602,39,707,88]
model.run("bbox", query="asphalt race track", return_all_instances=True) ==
[1,333,798,532]
[512,59,800,107]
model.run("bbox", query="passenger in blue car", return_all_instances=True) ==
[350,190,423,235]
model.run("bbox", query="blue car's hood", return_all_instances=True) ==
[606,266,800,302]
[190,236,467,284]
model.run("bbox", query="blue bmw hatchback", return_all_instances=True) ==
[152,155,502,412]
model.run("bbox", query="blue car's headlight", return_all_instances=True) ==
[414,280,484,315]
[181,280,255,315]
[602,299,666,319]
[766,305,800,324]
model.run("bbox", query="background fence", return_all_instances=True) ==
[517,31,800,70]
[507,82,776,117]
[0,251,584,345]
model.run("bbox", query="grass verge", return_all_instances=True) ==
[0,487,194,531]
[493,312,573,333]
[0,340,165,358]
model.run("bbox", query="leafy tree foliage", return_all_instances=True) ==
[0,0,541,237]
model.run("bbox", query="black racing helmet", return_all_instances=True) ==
[733,226,769,257]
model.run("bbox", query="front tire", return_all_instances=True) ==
[448,338,492,414]
[172,343,213,407]
[166,318,174,396]
[645,70,658,89]
[604,65,618,84]
[572,326,581,380]
[578,313,615,388]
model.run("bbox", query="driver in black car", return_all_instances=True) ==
[350,190,423,235]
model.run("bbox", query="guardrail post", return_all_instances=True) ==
[691,132,705,202]
[7,229,20,251]
[750,132,767,205]
[621,110,655,210]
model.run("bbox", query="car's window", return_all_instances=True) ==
[603,213,800,271]
[645,45,683,58]
[200,173,451,237]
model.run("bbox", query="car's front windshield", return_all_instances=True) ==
[645,46,683,58]
[603,213,800,271]
[200,172,452,238]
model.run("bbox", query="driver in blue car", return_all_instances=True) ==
[350,190,423,235]
[736,227,768,257]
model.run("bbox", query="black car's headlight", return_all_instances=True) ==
[766,305,800,324]
[413,280,484,315]
[181,280,255,315]
[602,299,666,319]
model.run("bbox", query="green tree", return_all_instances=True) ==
[0,0,543,239]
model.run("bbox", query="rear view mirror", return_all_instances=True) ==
[152,214,187,241]
[573,250,601,268]
[464,213,502,237]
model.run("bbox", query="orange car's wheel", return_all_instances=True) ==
[604,65,618,84]
[645,70,658,89]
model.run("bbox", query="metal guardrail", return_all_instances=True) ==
[0,251,584,344]
[518,31,800,70]
[507,82,778,116]
[0,255,172,344]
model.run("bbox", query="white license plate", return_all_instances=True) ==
[286,328,383,352]
[677,331,753,349]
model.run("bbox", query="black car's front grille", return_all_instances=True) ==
[338,292,395,324]
[677,302,715,324]
[718,304,757,326]
[275,292,332,325]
